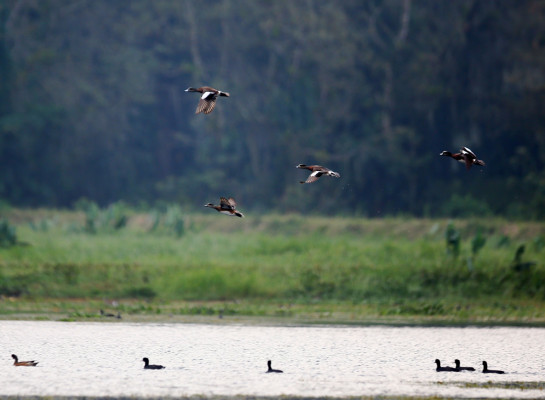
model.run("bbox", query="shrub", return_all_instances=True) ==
[471,229,487,258]
[445,222,460,258]
[0,219,17,247]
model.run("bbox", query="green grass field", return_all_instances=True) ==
[1,209,544,324]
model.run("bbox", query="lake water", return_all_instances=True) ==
[1,321,544,398]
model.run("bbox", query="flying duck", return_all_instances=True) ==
[440,147,486,170]
[434,359,457,372]
[185,86,229,114]
[454,359,475,371]
[12,354,38,366]
[482,361,504,374]
[296,164,340,184]
[142,357,165,370]
[266,360,283,373]
[205,197,244,218]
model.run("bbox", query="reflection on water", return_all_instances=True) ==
[1,321,544,398]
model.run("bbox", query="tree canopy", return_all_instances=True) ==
[1,0,544,218]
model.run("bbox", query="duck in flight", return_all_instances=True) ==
[142,357,165,370]
[440,147,486,170]
[296,164,340,184]
[12,354,38,366]
[482,361,504,374]
[185,86,229,114]
[266,360,283,373]
[205,197,244,218]
[434,359,457,372]
[454,359,475,371]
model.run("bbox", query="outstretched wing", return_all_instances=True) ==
[196,98,217,114]
[460,148,478,170]
[219,197,235,210]
[227,197,237,207]
[460,147,477,159]
[300,171,323,184]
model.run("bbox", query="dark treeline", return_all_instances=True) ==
[0,0,544,218]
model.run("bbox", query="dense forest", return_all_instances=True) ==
[0,0,544,218]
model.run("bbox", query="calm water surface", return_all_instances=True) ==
[1,321,544,398]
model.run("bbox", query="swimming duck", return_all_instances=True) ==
[454,359,475,371]
[296,164,340,184]
[185,86,229,114]
[204,197,244,218]
[439,147,485,170]
[142,357,165,370]
[100,309,121,319]
[266,360,283,373]
[434,359,457,372]
[12,354,38,366]
[482,361,504,374]
[100,309,114,317]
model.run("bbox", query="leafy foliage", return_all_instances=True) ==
[471,229,487,258]
[445,222,460,258]
[0,218,16,247]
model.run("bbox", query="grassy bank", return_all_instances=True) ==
[1,210,544,323]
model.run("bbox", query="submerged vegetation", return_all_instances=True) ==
[0,209,544,323]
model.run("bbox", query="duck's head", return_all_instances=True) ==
[454,359,460,366]
[204,203,214,208]
[267,360,272,367]
[296,164,307,169]
[11,354,17,361]
[434,359,440,364]
[185,87,197,92]
[482,361,487,367]
[142,357,149,363]
[439,151,451,157]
